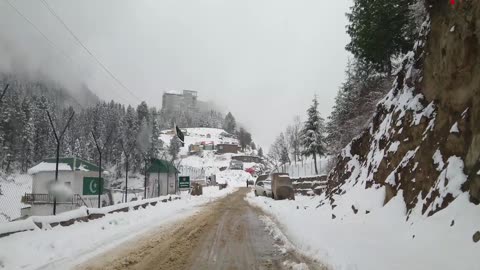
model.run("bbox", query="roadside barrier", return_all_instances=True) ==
[0,195,180,238]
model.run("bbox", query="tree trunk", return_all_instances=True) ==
[313,152,318,175]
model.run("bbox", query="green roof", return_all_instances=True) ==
[42,157,100,172]
[147,158,179,173]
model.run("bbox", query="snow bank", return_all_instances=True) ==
[246,191,480,270]
[0,186,236,270]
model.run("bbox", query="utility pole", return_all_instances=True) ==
[121,140,135,203]
[91,129,113,208]
[157,170,160,197]
[144,158,148,199]
[47,110,75,215]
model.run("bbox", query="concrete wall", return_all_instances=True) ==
[32,171,75,194]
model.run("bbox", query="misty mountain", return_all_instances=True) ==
[0,73,99,111]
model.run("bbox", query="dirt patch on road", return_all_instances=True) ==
[79,188,325,270]
[79,198,222,270]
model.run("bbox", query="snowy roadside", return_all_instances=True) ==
[0,186,237,270]
[246,190,480,270]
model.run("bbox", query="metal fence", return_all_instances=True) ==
[0,173,32,223]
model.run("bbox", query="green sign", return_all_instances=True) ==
[179,176,190,189]
[83,177,103,195]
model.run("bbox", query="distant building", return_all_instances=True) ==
[23,157,108,217]
[231,155,263,164]
[215,143,241,154]
[162,90,198,112]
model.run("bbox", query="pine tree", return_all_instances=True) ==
[237,128,252,151]
[223,112,236,134]
[150,118,163,158]
[326,60,390,155]
[258,147,264,157]
[19,98,35,172]
[346,0,414,73]
[168,136,181,161]
[301,96,326,174]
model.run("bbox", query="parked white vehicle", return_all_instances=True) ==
[254,180,272,197]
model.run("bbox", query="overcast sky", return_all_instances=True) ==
[0,0,352,149]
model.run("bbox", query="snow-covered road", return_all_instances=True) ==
[0,186,236,270]
[78,188,323,270]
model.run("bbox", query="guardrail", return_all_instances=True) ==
[1,194,181,238]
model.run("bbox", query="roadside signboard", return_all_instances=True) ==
[179,176,190,189]
[83,177,103,195]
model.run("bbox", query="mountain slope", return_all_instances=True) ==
[327,0,479,217]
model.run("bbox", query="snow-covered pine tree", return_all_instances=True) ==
[258,147,263,157]
[33,96,55,163]
[150,117,163,158]
[223,112,236,134]
[301,96,326,174]
[19,98,35,172]
[168,136,181,161]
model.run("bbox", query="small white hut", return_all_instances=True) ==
[146,159,179,197]
[22,157,108,217]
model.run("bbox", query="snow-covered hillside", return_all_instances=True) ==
[245,5,480,270]
[160,128,238,156]
[247,190,479,270]
[160,128,257,186]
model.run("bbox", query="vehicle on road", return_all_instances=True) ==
[254,180,272,197]
[271,173,295,200]
[229,160,244,170]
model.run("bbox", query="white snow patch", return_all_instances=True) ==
[247,189,480,270]
[387,141,400,153]
[450,122,459,133]
[432,149,445,171]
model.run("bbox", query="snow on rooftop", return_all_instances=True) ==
[165,90,182,95]
[27,162,72,175]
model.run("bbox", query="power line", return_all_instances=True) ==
[40,0,142,102]
[3,0,133,105]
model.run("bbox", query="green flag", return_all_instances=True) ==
[83,177,103,195]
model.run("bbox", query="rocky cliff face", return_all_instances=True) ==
[327,0,480,217]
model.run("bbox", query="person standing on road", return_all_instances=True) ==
[246,179,249,187]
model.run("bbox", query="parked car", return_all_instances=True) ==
[271,173,295,200]
[254,180,272,197]
[229,160,244,170]
[255,174,269,184]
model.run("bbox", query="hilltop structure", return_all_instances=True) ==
[162,90,198,112]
